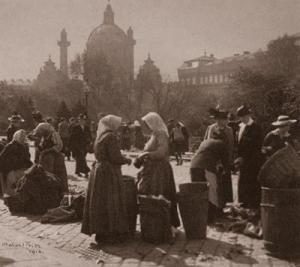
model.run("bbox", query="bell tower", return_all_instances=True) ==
[57,29,71,77]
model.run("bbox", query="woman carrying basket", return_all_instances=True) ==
[135,112,180,236]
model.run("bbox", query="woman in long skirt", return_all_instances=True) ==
[136,112,180,235]
[81,115,132,244]
[30,123,68,193]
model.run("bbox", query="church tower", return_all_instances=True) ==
[57,29,71,77]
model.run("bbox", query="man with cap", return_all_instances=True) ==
[69,114,91,177]
[262,115,296,158]
[6,112,24,142]
[235,105,263,209]
[205,106,234,204]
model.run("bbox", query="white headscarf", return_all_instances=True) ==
[96,115,122,140]
[12,129,27,144]
[33,122,55,137]
[142,112,169,137]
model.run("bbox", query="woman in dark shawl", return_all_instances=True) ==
[0,130,32,200]
[81,115,132,244]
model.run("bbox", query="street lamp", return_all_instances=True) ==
[83,81,90,114]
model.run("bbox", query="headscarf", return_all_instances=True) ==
[141,112,169,137]
[32,122,55,137]
[12,129,27,144]
[96,115,122,140]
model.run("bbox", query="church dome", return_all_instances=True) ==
[87,23,128,48]
[85,3,136,83]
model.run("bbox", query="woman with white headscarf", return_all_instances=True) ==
[136,112,180,231]
[30,122,68,192]
[81,115,132,245]
[0,130,32,202]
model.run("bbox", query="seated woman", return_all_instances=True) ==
[81,115,132,245]
[30,123,68,193]
[136,112,180,235]
[0,130,32,203]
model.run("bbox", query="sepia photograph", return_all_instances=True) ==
[0,0,300,266]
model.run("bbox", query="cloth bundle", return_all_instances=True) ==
[10,165,64,214]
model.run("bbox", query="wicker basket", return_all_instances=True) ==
[123,175,138,235]
[138,195,172,244]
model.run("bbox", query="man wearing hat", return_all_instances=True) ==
[236,105,263,209]
[6,112,24,142]
[262,115,296,158]
[205,106,234,204]
[69,114,91,177]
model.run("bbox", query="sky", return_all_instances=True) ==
[0,0,300,81]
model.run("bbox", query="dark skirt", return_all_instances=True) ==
[238,161,261,209]
[81,162,129,238]
[40,152,68,192]
[137,159,180,227]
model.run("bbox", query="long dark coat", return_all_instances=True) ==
[69,124,91,156]
[81,131,129,238]
[237,121,263,208]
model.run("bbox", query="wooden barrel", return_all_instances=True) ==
[123,175,138,235]
[178,182,209,240]
[139,195,172,244]
[261,187,300,252]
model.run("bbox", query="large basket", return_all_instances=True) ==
[261,187,300,252]
[123,175,138,235]
[258,146,300,188]
[138,195,172,244]
[178,182,209,240]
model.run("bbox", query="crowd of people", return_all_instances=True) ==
[0,104,299,245]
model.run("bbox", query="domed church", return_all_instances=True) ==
[86,3,136,85]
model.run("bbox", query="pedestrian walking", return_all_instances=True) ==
[81,115,132,245]
[135,112,180,236]
[69,114,91,178]
[170,122,186,165]
[58,117,71,160]
[235,105,263,209]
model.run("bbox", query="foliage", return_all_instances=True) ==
[222,34,300,132]
[56,101,72,120]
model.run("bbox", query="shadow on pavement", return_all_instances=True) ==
[0,256,15,266]
[84,232,258,266]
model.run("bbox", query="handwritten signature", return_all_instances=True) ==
[1,241,43,254]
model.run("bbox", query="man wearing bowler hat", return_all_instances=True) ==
[205,106,234,205]
[235,105,263,209]
[69,114,91,177]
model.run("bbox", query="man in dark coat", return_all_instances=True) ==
[236,105,263,209]
[69,114,91,177]
[6,113,24,142]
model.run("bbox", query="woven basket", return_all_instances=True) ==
[138,195,172,244]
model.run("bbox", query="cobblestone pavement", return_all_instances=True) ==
[0,153,299,266]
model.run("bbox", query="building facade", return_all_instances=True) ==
[178,51,257,94]
[86,3,136,85]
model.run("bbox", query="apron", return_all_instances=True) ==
[205,170,223,208]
